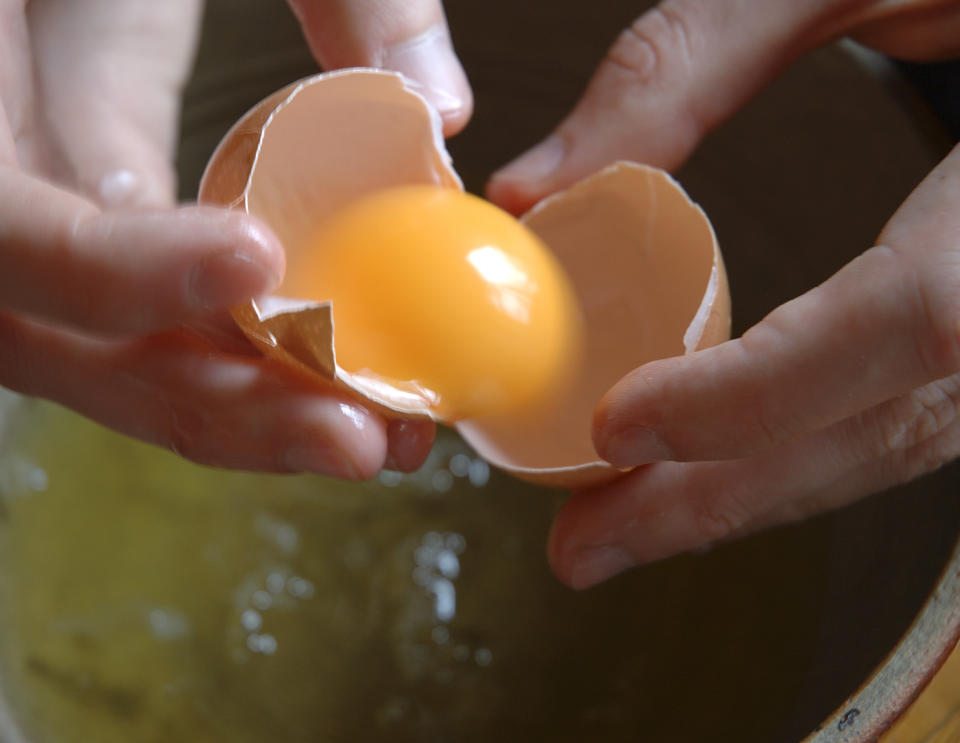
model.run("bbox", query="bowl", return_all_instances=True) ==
[0,1,957,741]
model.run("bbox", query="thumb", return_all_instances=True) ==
[287,0,473,136]
[486,0,868,216]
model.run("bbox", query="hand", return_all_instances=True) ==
[481,0,960,588]
[288,0,473,136]
[0,0,441,479]
[487,0,960,214]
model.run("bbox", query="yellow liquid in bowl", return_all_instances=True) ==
[0,397,820,742]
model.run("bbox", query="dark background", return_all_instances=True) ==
[900,59,960,140]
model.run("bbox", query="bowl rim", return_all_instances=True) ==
[802,534,960,741]
[799,44,960,743]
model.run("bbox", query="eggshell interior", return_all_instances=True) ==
[245,71,461,264]
[199,70,462,413]
[456,163,729,488]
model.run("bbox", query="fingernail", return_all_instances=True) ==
[491,135,566,185]
[97,169,141,206]
[601,426,672,467]
[384,419,432,473]
[96,169,174,209]
[189,251,278,312]
[382,26,471,120]
[284,444,360,481]
[570,544,636,589]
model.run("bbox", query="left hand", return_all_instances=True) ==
[479,0,960,589]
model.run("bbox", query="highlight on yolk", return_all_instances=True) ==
[280,185,583,420]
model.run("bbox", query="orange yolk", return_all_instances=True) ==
[281,185,582,420]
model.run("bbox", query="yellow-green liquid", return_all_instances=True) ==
[0,394,814,743]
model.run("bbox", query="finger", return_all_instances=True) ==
[0,167,284,335]
[847,1,960,61]
[0,313,388,480]
[287,0,472,136]
[182,310,264,356]
[384,418,436,473]
[0,0,39,169]
[190,318,437,473]
[551,375,960,588]
[28,0,203,207]
[485,0,872,215]
[593,142,960,467]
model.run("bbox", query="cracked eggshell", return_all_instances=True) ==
[199,69,461,418]
[458,162,729,488]
[199,69,730,489]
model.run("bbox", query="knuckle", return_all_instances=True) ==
[606,22,659,82]
[878,243,960,379]
[877,377,960,479]
[737,319,797,448]
[918,270,960,377]
[606,5,695,84]
[876,379,959,455]
[882,434,956,487]
[693,488,754,544]
[880,399,937,454]
[905,437,959,480]
[919,421,960,473]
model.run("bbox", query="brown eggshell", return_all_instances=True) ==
[199,69,730,489]
[198,69,462,416]
[455,162,730,489]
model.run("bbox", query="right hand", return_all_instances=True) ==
[486,0,960,215]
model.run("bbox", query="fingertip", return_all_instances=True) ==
[439,95,473,138]
[486,135,567,216]
[285,399,388,481]
[591,366,676,466]
[591,384,637,466]
[384,418,436,473]
[569,544,637,589]
[591,396,616,461]
[186,212,286,314]
[298,0,474,140]
[548,496,637,590]
[284,443,363,481]
[594,421,673,468]
[339,402,390,481]
[484,176,543,218]
[222,212,286,289]
[382,26,474,139]
[95,169,172,210]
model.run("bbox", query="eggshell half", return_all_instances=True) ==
[199,69,730,489]
[457,162,729,488]
[199,69,462,415]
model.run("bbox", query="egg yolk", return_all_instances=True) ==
[281,185,582,420]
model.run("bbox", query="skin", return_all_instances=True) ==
[0,0,475,480]
[480,0,960,588]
